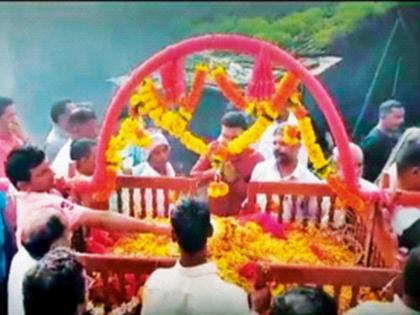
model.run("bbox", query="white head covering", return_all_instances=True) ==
[145,131,170,160]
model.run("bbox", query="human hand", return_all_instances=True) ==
[54,177,72,197]
[8,120,29,142]
[222,161,238,183]
[154,224,172,237]
[250,286,271,314]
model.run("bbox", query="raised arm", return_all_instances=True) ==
[76,209,171,236]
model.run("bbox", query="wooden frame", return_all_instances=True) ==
[114,175,198,218]
[78,181,404,313]
[247,182,376,266]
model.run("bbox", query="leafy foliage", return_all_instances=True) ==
[176,2,398,55]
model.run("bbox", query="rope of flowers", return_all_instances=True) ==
[98,61,367,213]
[126,64,299,198]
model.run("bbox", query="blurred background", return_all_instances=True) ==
[0,2,419,173]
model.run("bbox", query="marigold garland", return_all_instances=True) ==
[327,174,367,213]
[272,72,300,113]
[282,125,301,146]
[108,61,366,207]
[184,64,208,113]
[211,66,248,110]
[289,100,367,212]
[105,117,152,172]
[126,67,301,199]
[208,180,230,198]
[91,217,359,293]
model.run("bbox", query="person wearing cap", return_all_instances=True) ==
[360,99,405,182]
[44,99,77,163]
[132,131,175,216]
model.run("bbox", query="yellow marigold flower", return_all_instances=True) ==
[129,94,142,107]
[179,107,193,121]
[227,116,271,155]
[180,131,209,156]
[208,181,229,198]
[260,101,278,120]
[211,66,226,79]
[245,102,257,116]
[195,63,209,72]
[149,107,164,123]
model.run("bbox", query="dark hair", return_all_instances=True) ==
[379,99,403,119]
[0,96,14,117]
[50,99,73,124]
[5,145,45,188]
[170,197,211,254]
[23,247,85,315]
[70,138,96,161]
[396,139,420,174]
[23,215,66,260]
[68,107,96,129]
[221,110,249,130]
[403,246,420,297]
[271,287,337,315]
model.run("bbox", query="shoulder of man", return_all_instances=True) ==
[361,128,385,147]
[144,267,175,288]
[344,299,411,315]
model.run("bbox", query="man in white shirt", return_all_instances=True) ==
[8,208,70,315]
[44,99,77,163]
[330,143,379,227]
[142,197,270,315]
[345,247,420,315]
[251,123,320,221]
[389,139,420,249]
[332,143,378,192]
[256,111,309,166]
[132,132,175,216]
[5,145,171,247]
[52,106,98,178]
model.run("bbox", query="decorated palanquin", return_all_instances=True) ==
[69,34,415,314]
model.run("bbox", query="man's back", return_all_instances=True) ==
[44,126,68,162]
[141,261,250,315]
[51,139,72,178]
[361,126,399,182]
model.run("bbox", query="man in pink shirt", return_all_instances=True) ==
[0,97,29,178]
[190,111,264,216]
[5,145,170,245]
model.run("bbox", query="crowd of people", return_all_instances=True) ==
[0,94,419,315]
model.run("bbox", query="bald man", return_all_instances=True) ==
[327,143,378,228]
[333,143,378,191]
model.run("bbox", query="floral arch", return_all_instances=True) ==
[73,34,383,211]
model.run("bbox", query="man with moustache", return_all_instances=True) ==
[250,123,320,220]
